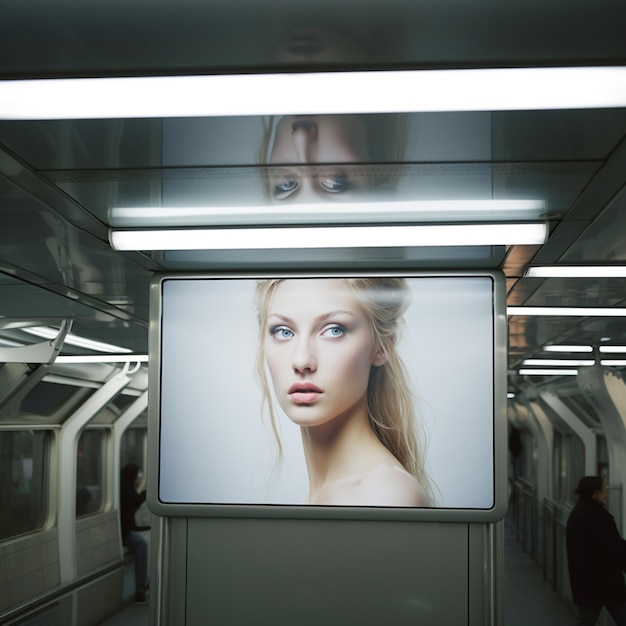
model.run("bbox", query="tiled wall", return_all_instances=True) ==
[0,510,122,615]
[0,528,59,612]
[76,510,121,576]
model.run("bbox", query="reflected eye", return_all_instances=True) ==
[320,175,349,193]
[321,324,346,338]
[273,178,299,199]
[270,325,294,340]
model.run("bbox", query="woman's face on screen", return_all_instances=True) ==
[263,279,385,428]
[268,115,371,202]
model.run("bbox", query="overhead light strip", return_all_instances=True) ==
[599,346,626,353]
[543,345,593,353]
[508,307,626,317]
[22,326,133,353]
[109,223,547,251]
[109,199,546,228]
[522,359,595,366]
[54,355,149,364]
[526,266,626,278]
[519,369,578,376]
[1,67,626,120]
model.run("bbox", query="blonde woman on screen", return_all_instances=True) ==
[255,277,432,507]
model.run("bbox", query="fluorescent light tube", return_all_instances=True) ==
[543,345,593,353]
[601,360,626,366]
[54,355,149,364]
[599,346,626,353]
[519,369,578,376]
[508,307,626,317]
[522,359,595,366]
[526,266,626,278]
[1,67,626,120]
[109,199,546,228]
[22,326,133,353]
[109,223,547,251]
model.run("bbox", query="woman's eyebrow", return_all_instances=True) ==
[314,310,356,324]
[267,313,294,324]
[267,310,356,325]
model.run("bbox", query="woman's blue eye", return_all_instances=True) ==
[320,175,349,193]
[273,178,299,198]
[271,326,294,340]
[322,324,346,338]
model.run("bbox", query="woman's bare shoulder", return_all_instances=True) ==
[357,464,430,507]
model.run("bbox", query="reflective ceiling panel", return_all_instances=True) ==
[0,0,625,390]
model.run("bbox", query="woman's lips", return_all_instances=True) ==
[288,382,323,404]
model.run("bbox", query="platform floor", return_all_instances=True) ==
[503,519,575,625]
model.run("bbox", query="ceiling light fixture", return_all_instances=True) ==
[507,307,626,317]
[522,359,595,366]
[109,223,547,251]
[54,355,149,364]
[601,360,626,366]
[543,345,593,353]
[1,67,626,120]
[519,369,578,376]
[22,326,133,354]
[599,346,626,353]
[109,199,546,228]
[525,266,626,278]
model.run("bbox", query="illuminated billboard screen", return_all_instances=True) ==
[149,272,507,521]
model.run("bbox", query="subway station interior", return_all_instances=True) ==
[1,1,626,624]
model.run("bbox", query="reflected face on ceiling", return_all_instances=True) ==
[270,26,368,65]
[267,115,372,201]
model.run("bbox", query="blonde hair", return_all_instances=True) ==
[255,277,432,501]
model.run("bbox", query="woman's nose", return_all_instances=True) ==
[291,339,317,373]
[291,120,318,162]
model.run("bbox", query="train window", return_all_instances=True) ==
[112,393,136,412]
[554,431,585,504]
[2,378,96,425]
[568,435,585,501]
[21,380,79,415]
[76,429,105,517]
[597,435,609,472]
[120,427,146,472]
[0,430,49,541]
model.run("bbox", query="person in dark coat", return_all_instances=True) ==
[120,463,149,603]
[566,476,626,626]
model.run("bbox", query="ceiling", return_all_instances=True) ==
[0,0,625,393]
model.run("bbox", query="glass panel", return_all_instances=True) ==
[120,428,146,472]
[112,393,136,412]
[553,431,562,501]
[76,429,105,517]
[0,430,48,540]
[566,434,585,505]
[20,380,80,415]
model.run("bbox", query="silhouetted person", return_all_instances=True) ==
[120,463,148,603]
[566,476,626,626]
[508,426,522,479]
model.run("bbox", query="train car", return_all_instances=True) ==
[0,1,625,625]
